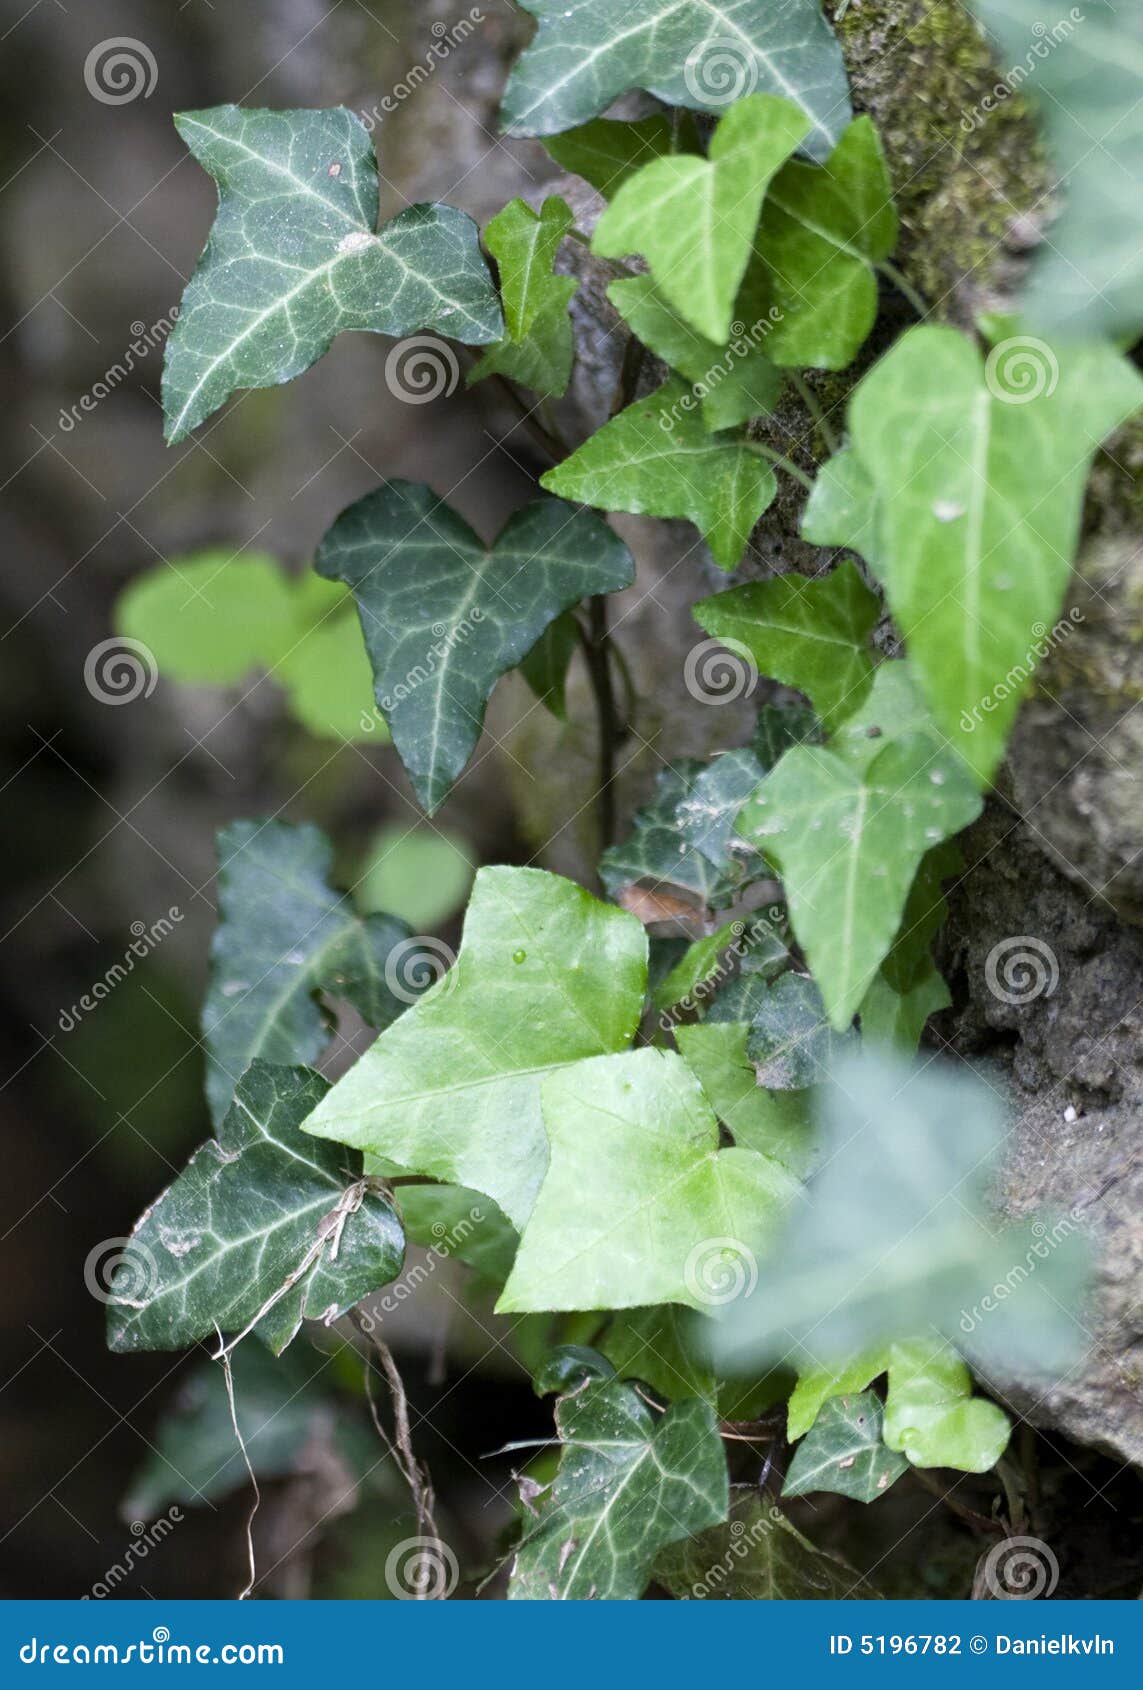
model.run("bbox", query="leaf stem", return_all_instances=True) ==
[878,258,930,320]
[744,440,815,491]
[578,600,621,853]
[790,370,840,457]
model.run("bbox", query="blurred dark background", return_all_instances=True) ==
[0,0,572,1599]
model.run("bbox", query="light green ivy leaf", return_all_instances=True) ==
[203,820,413,1125]
[883,1339,1011,1472]
[782,1389,908,1503]
[857,959,950,1053]
[500,0,852,162]
[675,1021,816,1176]
[470,197,577,397]
[107,1063,404,1355]
[753,115,897,369]
[542,114,693,197]
[694,559,880,731]
[593,95,810,343]
[542,377,777,570]
[163,106,502,441]
[498,1048,799,1313]
[302,867,647,1230]
[786,1346,889,1442]
[507,1369,728,1600]
[739,666,981,1029]
[315,482,633,812]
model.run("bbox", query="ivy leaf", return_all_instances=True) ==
[972,1,1143,340]
[738,666,982,1029]
[745,971,860,1088]
[694,560,880,731]
[714,1049,1093,1380]
[398,1185,519,1290]
[542,377,777,570]
[542,114,691,197]
[498,1048,799,1314]
[672,748,778,875]
[115,550,384,742]
[857,960,950,1053]
[162,106,502,442]
[609,274,783,433]
[500,0,852,163]
[106,1063,404,1355]
[883,1340,1011,1473]
[652,920,747,1017]
[470,198,577,398]
[786,1347,889,1442]
[593,95,810,343]
[507,1371,728,1600]
[675,1021,815,1175]
[599,1305,718,1404]
[753,116,897,369]
[828,325,1143,782]
[801,445,881,560]
[518,610,580,719]
[782,1390,908,1503]
[315,482,633,812]
[600,758,765,912]
[203,821,413,1125]
[654,1491,872,1599]
[302,868,647,1230]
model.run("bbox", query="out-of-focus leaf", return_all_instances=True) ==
[654,1491,872,1599]
[517,610,580,720]
[355,824,474,931]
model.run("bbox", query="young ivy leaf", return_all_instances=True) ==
[302,867,647,1230]
[517,609,580,720]
[542,114,693,197]
[857,959,950,1054]
[499,0,852,163]
[971,1,1143,341]
[609,274,784,432]
[106,1063,404,1356]
[815,325,1143,783]
[507,1369,728,1601]
[883,1339,1011,1472]
[203,820,414,1125]
[782,1390,908,1504]
[315,482,633,813]
[752,116,898,370]
[694,559,880,731]
[542,377,777,570]
[469,197,577,398]
[675,1021,816,1176]
[738,665,982,1030]
[593,95,811,344]
[162,106,502,442]
[498,1048,800,1314]
[786,1346,891,1443]
[654,1490,872,1599]
[115,550,384,743]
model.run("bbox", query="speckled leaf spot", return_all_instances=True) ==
[106,1063,404,1356]
[162,105,503,442]
[500,0,852,163]
[507,1371,728,1599]
[782,1389,908,1503]
[315,482,634,812]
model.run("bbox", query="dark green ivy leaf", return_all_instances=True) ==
[203,820,413,1125]
[600,758,766,912]
[654,1490,872,1599]
[782,1390,908,1503]
[315,482,634,812]
[745,971,860,1089]
[542,114,695,197]
[162,106,502,441]
[107,1063,404,1356]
